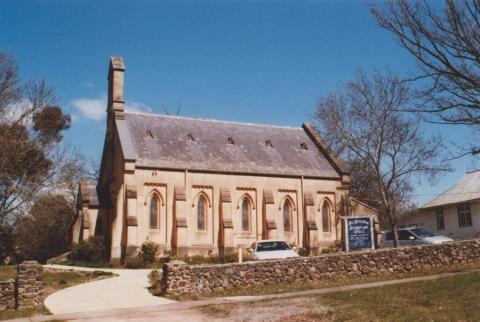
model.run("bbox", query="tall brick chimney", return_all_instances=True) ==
[108,56,125,119]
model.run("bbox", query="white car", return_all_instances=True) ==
[381,227,453,248]
[249,240,299,260]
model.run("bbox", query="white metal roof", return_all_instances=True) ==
[421,170,480,209]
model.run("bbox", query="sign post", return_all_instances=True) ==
[343,216,375,252]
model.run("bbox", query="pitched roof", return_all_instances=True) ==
[119,112,344,178]
[421,170,480,209]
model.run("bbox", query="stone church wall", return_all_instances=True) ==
[122,168,347,258]
[162,238,480,297]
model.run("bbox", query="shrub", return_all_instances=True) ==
[148,269,162,295]
[92,270,113,277]
[173,252,252,265]
[109,258,122,268]
[69,236,106,264]
[125,256,145,269]
[16,194,74,263]
[297,247,308,257]
[321,245,337,254]
[139,241,159,264]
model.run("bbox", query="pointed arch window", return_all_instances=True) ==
[241,198,251,232]
[322,201,331,232]
[283,199,292,231]
[197,196,206,230]
[149,196,159,229]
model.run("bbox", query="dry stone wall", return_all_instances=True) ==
[163,239,480,297]
[0,261,43,312]
[16,261,43,309]
[0,280,15,311]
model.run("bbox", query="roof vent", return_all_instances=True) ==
[227,137,235,145]
[145,130,154,138]
[187,133,195,142]
[300,143,308,150]
[265,140,273,148]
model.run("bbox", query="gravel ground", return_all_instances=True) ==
[201,297,329,322]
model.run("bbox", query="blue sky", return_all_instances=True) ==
[0,0,475,204]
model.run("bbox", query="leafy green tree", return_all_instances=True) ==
[15,194,74,263]
[0,52,71,225]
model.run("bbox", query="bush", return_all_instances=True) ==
[16,194,74,263]
[125,256,145,269]
[148,269,162,295]
[139,241,159,264]
[92,270,113,277]
[321,245,337,254]
[297,247,308,257]
[69,236,106,264]
[173,252,252,265]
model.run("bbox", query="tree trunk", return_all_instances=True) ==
[392,224,399,248]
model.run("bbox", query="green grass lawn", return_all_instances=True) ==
[203,271,480,322]
[316,271,480,322]
[0,267,114,321]
[0,266,16,280]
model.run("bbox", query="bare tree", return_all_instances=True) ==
[314,71,450,247]
[371,0,480,153]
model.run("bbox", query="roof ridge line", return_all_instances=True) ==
[124,111,302,130]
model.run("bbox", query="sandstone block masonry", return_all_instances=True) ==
[0,261,43,312]
[163,239,480,297]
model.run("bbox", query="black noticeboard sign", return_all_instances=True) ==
[344,216,374,251]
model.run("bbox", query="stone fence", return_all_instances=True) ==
[162,239,480,297]
[0,280,15,311]
[0,261,43,312]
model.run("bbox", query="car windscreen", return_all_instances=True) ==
[256,241,291,252]
[384,230,393,240]
[411,228,438,238]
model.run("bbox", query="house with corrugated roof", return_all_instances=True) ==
[399,170,480,240]
[72,57,377,260]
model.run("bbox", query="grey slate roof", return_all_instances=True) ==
[121,112,341,178]
[421,170,480,209]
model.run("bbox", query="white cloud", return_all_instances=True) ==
[2,98,33,124]
[70,113,80,122]
[70,95,107,121]
[83,82,94,88]
[70,94,152,121]
[125,101,154,114]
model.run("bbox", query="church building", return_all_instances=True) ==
[73,57,372,260]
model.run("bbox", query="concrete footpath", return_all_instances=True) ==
[6,268,479,322]
[42,264,175,315]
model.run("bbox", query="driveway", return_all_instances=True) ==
[43,265,175,314]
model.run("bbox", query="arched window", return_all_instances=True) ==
[241,198,250,232]
[283,200,292,231]
[322,201,331,232]
[149,196,159,229]
[197,196,206,230]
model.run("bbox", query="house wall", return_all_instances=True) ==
[399,201,480,240]
[113,166,348,258]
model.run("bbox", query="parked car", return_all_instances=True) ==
[381,227,453,248]
[248,240,299,260]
